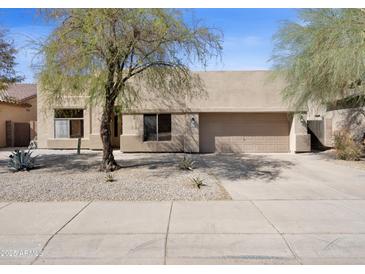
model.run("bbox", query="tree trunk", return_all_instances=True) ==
[100,97,118,171]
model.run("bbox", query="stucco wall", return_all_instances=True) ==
[38,71,305,152]
[121,112,311,153]
[289,113,311,152]
[37,89,94,149]
[125,71,292,113]
[325,107,365,144]
[0,98,37,148]
[189,71,291,112]
[121,113,194,152]
[307,99,365,147]
[24,97,37,121]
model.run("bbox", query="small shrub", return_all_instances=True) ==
[8,148,37,172]
[105,173,115,182]
[28,139,37,150]
[333,130,363,161]
[191,177,206,189]
[178,155,195,171]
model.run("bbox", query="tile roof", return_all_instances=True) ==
[0,83,37,105]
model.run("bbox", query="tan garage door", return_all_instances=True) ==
[199,113,290,153]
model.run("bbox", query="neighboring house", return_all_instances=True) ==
[0,84,37,148]
[37,71,311,153]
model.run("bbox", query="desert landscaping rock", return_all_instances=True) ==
[1,149,365,202]
[0,149,231,201]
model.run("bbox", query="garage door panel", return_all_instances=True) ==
[215,136,289,153]
[200,113,290,153]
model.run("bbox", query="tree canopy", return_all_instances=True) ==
[39,9,222,107]
[39,9,222,170]
[271,9,365,110]
[0,30,23,91]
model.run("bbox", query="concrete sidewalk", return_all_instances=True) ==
[1,200,365,264]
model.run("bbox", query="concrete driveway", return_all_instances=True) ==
[1,153,365,264]
[199,153,365,200]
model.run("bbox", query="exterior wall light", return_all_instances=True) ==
[191,117,197,128]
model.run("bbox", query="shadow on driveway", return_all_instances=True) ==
[199,154,295,182]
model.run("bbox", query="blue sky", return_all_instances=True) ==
[0,8,298,83]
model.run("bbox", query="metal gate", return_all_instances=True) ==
[14,122,30,147]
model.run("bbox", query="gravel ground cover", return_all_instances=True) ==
[317,149,365,171]
[0,149,231,201]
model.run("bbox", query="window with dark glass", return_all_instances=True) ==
[54,109,83,118]
[144,114,157,141]
[143,114,171,141]
[158,114,172,141]
[114,114,118,138]
[70,120,84,138]
[54,109,84,138]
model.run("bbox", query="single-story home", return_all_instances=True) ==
[0,84,37,148]
[37,71,312,153]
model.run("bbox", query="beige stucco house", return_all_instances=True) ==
[0,84,37,147]
[37,71,311,153]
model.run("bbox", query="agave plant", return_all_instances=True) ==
[178,155,195,171]
[191,177,207,189]
[105,173,115,182]
[8,148,37,172]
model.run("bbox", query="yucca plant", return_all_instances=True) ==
[8,148,37,171]
[178,155,195,171]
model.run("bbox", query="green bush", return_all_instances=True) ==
[333,130,363,161]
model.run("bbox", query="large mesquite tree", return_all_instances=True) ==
[39,9,222,171]
[271,9,365,109]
